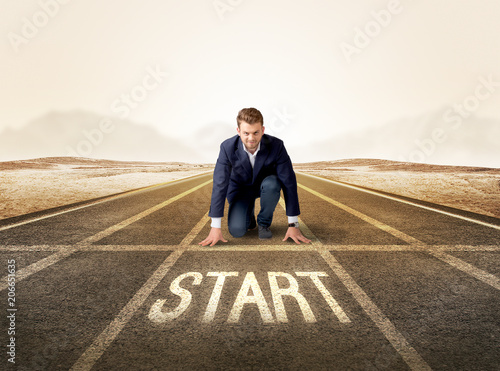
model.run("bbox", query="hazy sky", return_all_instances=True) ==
[1,0,500,162]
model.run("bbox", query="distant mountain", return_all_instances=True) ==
[191,121,236,161]
[0,110,201,163]
[290,110,500,168]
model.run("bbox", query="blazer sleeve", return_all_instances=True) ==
[208,143,232,218]
[275,143,300,216]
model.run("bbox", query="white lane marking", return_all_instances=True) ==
[2,244,499,252]
[428,250,500,290]
[70,248,184,371]
[0,172,212,232]
[297,184,424,246]
[278,198,322,247]
[149,272,203,323]
[268,272,316,323]
[0,245,75,251]
[227,272,275,324]
[298,172,500,231]
[203,272,239,323]
[0,179,212,291]
[76,179,212,246]
[0,248,76,291]
[432,245,500,252]
[319,249,431,371]
[326,245,500,252]
[277,200,432,370]
[296,272,351,323]
[70,211,211,370]
[295,185,500,290]
[191,244,317,252]
[180,213,210,246]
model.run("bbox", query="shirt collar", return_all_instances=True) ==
[242,141,261,157]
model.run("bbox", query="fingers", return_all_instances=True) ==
[300,236,312,244]
[283,233,300,244]
[199,236,215,246]
[282,231,312,245]
[199,236,228,247]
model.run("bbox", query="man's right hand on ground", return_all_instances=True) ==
[199,227,228,247]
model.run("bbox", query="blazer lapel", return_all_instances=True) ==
[235,138,253,179]
[252,135,270,183]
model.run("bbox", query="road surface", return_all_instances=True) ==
[1,172,499,370]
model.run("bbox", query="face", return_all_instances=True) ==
[237,121,265,153]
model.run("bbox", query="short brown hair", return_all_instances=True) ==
[236,107,263,127]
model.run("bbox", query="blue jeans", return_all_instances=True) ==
[228,175,281,238]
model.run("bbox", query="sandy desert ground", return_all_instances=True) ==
[0,157,498,221]
[0,157,214,220]
[295,159,500,218]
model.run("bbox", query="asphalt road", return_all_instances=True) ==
[0,172,499,370]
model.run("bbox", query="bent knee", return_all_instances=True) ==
[261,175,281,193]
[228,225,247,238]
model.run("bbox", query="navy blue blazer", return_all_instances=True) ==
[208,134,300,218]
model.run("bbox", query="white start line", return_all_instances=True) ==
[148,271,351,324]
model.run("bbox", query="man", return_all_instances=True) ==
[199,107,311,247]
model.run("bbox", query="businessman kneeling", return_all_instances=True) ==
[199,107,311,247]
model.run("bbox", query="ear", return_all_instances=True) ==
[261,125,265,135]
[236,126,241,136]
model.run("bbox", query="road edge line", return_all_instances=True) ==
[0,172,212,232]
[298,172,500,231]
[277,200,432,371]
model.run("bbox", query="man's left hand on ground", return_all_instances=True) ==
[282,227,312,244]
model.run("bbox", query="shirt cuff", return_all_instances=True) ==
[211,217,222,228]
[287,216,299,223]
